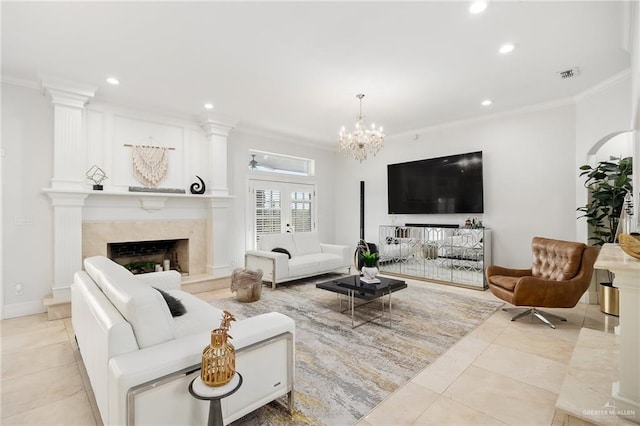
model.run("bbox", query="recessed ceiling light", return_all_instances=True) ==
[469,1,488,14]
[481,99,493,106]
[106,77,119,85]
[204,103,214,110]
[499,43,516,54]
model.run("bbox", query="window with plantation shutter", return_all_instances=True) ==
[290,191,312,233]
[248,180,316,248]
[255,189,282,244]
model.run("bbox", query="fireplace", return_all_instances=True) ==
[107,239,189,274]
[83,219,209,276]
[39,96,234,310]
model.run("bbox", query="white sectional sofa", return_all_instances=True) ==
[72,256,295,426]
[245,232,352,289]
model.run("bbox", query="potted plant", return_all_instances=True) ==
[361,251,379,281]
[577,156,633,316]
[354,239,377,269]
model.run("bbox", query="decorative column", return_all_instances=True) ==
[594,244,640,423]
[41,77,96,300]
[208,197,234,277]
[41,77,96,190]
[201,115,237,277]
[201,116,237,197]
[44,191,88,299]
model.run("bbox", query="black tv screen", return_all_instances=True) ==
[387,151,484,214]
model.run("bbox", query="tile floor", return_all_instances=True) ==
[1,278,618,425]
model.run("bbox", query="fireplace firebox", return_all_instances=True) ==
[107,239,189,275]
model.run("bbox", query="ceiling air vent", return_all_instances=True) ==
[558,67,580,79]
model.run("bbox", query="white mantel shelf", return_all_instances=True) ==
[43,187,233,199]
[43,188,233,211]
[594,243,640,424]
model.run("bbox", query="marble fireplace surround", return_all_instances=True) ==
[45,188,233,304]
[83,219,208,276]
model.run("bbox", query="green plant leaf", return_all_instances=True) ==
[577,156,633,245]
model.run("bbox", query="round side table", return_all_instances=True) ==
[188,373,243,426]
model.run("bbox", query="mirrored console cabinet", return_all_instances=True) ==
[378,225,491,290]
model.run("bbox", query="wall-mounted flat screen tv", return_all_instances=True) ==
[387,151,484,214]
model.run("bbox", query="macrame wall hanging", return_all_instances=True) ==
[132,145,168,187]
[124,139,173,188]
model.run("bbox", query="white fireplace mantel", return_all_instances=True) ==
[40,76,238,308]
[44,186,235,301]
[45,187,219,211]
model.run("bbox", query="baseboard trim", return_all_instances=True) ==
[2,300,47,319]
[212,265,234,278]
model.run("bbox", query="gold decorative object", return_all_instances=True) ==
[201,311,236,387]
[618,233,640,260]
[599,283,619,316]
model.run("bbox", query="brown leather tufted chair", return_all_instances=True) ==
[485,236,598,329]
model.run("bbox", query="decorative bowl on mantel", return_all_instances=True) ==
[618,233,640,260]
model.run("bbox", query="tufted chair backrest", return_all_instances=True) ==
[531,237,587,281]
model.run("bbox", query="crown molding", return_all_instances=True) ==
[87,100,206,132]
[1,75,40,90]
[573,69,631,103]
[234,122,334,152]
[393,97,576,141]
[40,75,97,97]
[199,111,238,131]
[40,75,97,108]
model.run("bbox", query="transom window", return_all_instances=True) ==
[248,151,314,176]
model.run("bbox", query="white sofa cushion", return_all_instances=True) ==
[135,270,182,292]
[288,253,343,277]
[293,232,321,256]
[168,289,224,338]
[316,253,346,271]
[84,256,175,349]
[288,255,322,277]
[258,233,297,256]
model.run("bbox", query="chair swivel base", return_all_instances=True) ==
[502,307,567,329]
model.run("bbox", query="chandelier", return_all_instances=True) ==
[338,94,385,162]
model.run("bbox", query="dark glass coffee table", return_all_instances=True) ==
[316,275,408,328]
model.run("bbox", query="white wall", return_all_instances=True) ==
[334,102,579,268]
[574,74,632,245]
[2,83,54,317]
[84,102,209,193]
[593,132,633,163]
[227,129,337,269]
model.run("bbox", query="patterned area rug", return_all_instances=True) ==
[214,274,502,426]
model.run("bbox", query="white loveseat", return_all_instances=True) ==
[72,256,295,426]
[245,232,351,289]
